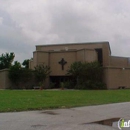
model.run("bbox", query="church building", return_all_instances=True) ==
[29,41,130,89]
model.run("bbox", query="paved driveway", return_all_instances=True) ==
[0,102,130,130]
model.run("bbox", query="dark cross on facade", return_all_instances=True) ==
[58,58,67,70]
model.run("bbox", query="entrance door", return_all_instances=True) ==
[50,76,71,88]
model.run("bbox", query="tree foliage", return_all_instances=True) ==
[67,61,82,79]
[8,61,33,89]
[0,52,15,70]
[67,61,106,89]
[34,64,51,86]
[22,59,29,69]
[8,61,22,86]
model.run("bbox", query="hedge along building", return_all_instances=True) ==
[29,41,130,89]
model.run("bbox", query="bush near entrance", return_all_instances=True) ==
[67,61,106,89]
[34,64,51,89]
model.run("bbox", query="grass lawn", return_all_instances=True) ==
[0,89,130,112]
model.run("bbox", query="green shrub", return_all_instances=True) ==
[67,61,105,90]
[34,64,51,87]
[49,82,56,89]
[8,61,22,88]
[34,64,51,81]
[0,52,15,70]
[8,61,34,89]
[61,81,74,89]
[75,81,106,90]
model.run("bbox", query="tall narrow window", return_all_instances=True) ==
[95,48,103,66]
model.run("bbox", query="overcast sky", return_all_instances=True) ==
[0,0,130,62]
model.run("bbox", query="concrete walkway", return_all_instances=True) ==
[0,102,130,130]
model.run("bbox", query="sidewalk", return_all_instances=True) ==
[0,102,130,130]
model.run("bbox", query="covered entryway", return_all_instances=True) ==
[50,76,71,88]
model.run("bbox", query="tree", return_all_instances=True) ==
[34,64,51,88]
[0,52,15,70]
[8,61,22,87]
[8,61,34,89]
[22,59,29,69]
[67,61,83,85]
[81,62,103,82]
[67,61,106,89]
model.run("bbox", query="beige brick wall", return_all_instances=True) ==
[29,60,34,69]
[77,50,85,62]
[103,67,130,89]
[33,51,38,67]
[102,44,111,66]
[109,56,130,67]
[77,49,97,62]
[37,51,49,65]
[0,69,11,89]
[36,42,110,67]
[33,51,49,67]
[50,51,76,76]
[36,42,104,51]
[84,49,97,62]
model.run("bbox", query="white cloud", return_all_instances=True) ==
[0,17,3,25]
[0,0,52,42]
[0,0,130,62]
